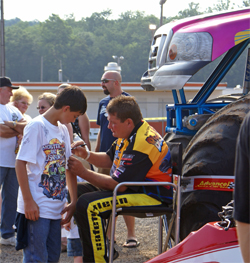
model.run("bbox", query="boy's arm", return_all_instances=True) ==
[65,123,74,144]
[15,159,39,221]
[61,169,77,225]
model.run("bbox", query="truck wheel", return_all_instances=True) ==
[182,93,250,177]
[180,93,250,240]
[163,93,241,174]
[180,191,232,240]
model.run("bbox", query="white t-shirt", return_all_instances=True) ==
[67,216,80,239]
[16,115,71,220]
[0,103,24,168]
[23,113,32,122]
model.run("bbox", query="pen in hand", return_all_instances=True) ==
[71,143,87,150]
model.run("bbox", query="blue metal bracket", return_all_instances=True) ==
[165,39,249,135]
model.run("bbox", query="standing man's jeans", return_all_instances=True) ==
[0,167,19,238]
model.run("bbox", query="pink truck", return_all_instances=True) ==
[140,8,250,263]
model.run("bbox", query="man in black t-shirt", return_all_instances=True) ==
[234,111,250,263]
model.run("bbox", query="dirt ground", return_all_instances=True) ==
[0,216,160,263]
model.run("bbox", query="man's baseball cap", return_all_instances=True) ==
[0,77,19,89]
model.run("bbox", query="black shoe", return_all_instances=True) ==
[107,248,119,261]
[113,248,119,261]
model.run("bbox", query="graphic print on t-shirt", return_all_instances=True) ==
[38,138,67,201]
[11,113,19,121]
[100,105,108,117]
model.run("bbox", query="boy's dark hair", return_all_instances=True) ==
[54,86,87,114]
[106,95,142,125]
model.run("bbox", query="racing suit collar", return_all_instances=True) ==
[128,120,144,140]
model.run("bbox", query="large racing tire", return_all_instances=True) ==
[182,93,250,176]
[180,93,250,240]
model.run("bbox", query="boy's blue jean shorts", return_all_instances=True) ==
[67,238,83,257]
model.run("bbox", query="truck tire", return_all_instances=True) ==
[180,93,250,240]
[164,94,241,174]
[182,93,250,176]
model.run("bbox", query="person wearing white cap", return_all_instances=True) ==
[0,77,27,246]
[95,71,139,249]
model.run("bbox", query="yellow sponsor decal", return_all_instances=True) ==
[235,29,250,45]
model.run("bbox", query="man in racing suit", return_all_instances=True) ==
[68,95,173,263]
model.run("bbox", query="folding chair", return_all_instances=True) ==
[109,143,182,263]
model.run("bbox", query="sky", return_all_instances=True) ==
[3,0,245,22]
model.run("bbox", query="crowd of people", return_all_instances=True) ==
[0,74,249,263]
[0,74,169,263]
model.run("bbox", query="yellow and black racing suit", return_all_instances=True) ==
[74,121,172,263]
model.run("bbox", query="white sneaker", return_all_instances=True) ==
[0,236,16,246]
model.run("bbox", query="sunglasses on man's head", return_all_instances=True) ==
[101,79,116,83]
[37,106,46,110]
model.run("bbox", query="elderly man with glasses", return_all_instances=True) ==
[95,70,139,250]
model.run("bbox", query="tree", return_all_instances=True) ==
[39,14,73,81]
[242,0,250,6]
[212,0,235,11]
[5,21,41,81]
[177,2,202,18]
[4,5,248,85]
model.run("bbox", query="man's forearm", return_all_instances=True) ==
[71,141,112,168]
[83,151,112,168]
[78,114,91,150]
[236,220,250,263]
[95,130,101,152]
[0,124,19,137]
[4,120,27,135]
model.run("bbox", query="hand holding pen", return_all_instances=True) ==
[71,140,90,160]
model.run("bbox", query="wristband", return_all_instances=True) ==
[13,121,17,128]
[84,145,90,161]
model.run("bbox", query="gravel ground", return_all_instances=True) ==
[0,216,159,263]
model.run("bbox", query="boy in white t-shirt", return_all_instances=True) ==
[15,86,87,263]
